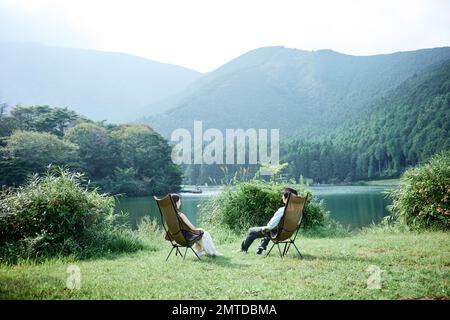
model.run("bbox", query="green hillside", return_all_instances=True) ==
[143,46,450,139]
[283,58,450,182]
[140,46,450,184]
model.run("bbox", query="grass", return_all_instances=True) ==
[0,227,449,300]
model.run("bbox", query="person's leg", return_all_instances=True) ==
[201,231,222,256]
[193,242,203,254]
[258,236,271,251]
[241,227,265,252]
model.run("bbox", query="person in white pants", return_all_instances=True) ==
[170,193,223,257]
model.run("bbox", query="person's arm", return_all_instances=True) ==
[178,212,203,234]
[265,207,285,230]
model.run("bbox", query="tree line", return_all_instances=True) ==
[1,59,448,188]
[182,59,450,184]
[0,105,181,196]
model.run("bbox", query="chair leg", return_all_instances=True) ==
[166,246,176,261]
[282,243,289,257]
[291,241,303,258]
[265,243,276,257]
[166,245,203,261]
[284,242,292,257]
[277,244,283,258]
[190,247,201,260]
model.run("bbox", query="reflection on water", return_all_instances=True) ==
[309,186,393,229]
[115,185,395,230]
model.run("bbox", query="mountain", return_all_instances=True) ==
[142,46,450,138]
[282,58,450,182]
[183,57,450,185]
[335,57,450,174]
[0,42,202,123]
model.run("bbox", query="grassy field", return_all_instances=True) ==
[0,227,449,300]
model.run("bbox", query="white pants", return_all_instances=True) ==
[199,231,220,256]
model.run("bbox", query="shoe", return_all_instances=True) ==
[236,241,247,253]
[213,252,224,257]
[256,247,264,255]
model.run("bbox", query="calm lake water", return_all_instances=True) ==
[115,185,395,230]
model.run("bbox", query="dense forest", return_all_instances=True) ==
[284,59,450,182]
[0,105,181,196]
[1,47,449,188]
[181,58,450,185]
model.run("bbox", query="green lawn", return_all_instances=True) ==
[1,228,449,300]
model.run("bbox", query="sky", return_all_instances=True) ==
[1,0,449,72]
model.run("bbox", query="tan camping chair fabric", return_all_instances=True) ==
[154,194,204,261]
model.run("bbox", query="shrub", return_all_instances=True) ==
[198,180,331,233]
[388,151,450,230]
[0,166,143,263]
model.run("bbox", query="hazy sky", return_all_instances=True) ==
[1,0,449,72]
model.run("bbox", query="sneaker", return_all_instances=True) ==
[256,247,264,255]
[236,241,247,253]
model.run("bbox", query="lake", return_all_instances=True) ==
[115,185,395,230]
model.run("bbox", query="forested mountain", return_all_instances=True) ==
[143,46,450,138]
[0,42,202,123]
[283,58,450,182]
[2,43,448,186]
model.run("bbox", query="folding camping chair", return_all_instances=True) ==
[265,193,308,258]
[154,195,204,261]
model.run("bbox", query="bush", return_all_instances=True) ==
[389,151,450,230]
[0,167,143,263]
[198,180,331,233]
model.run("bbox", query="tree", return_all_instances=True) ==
[107,124,182,195]
[0,103,18,144]
[2,131,79,185]
[10,105,81,137]
[65,122,115,179]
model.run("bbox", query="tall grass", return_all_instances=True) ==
[135,216,166,251]
[0,166,144,264]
